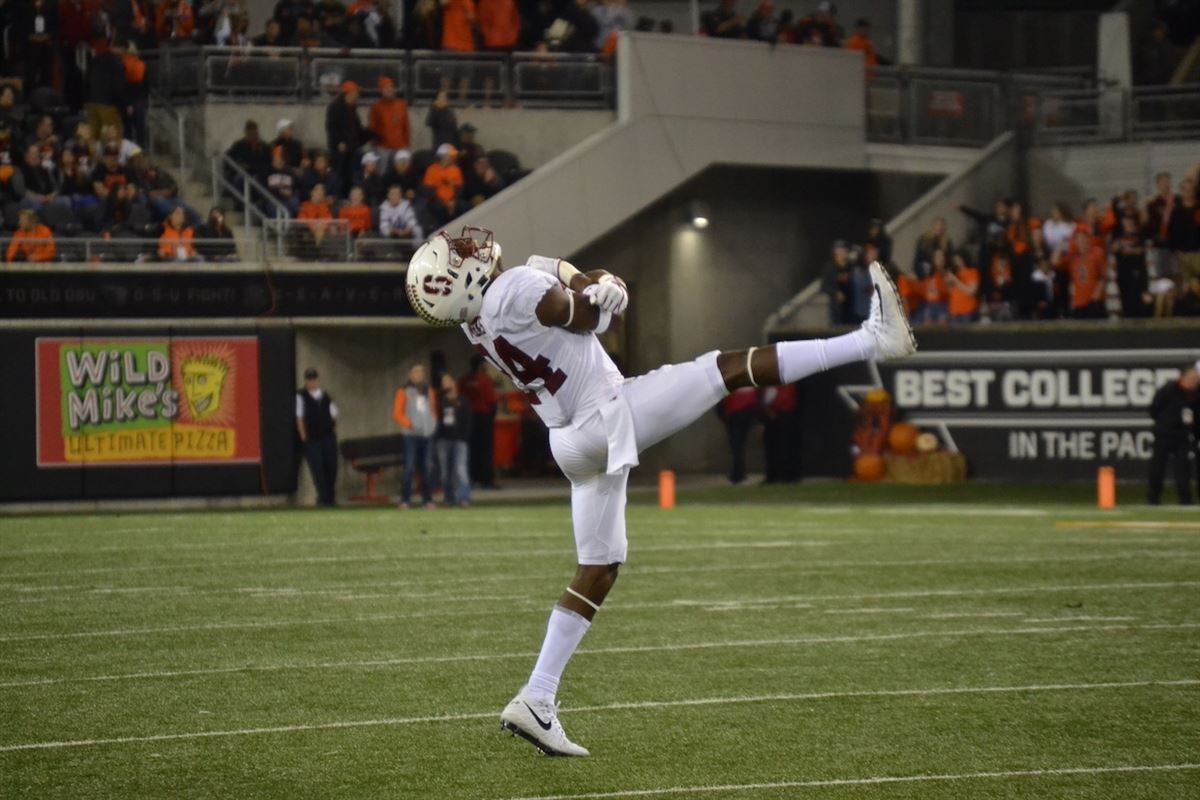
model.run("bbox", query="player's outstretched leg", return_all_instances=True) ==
[719,261,916,390]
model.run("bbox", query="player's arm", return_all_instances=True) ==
[535,284,607,333]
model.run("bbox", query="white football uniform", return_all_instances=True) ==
[464,261,729,565]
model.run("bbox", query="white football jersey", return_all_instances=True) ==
[462,260,624,428]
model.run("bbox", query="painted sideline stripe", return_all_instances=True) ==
[5,580,1200,643]
[500,763,1200,800]
[3,622,1197,689]
[1,679,1193,753]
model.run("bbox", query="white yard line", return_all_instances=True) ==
[823,607,917,615]
[0,540,818,580]
[5,580,1200,643]
[499,763,1200,800]
[921,618,1027,623]
[0,679,1193,753]
[3,553,1193,598]
[871,506,1049,517]
[1023,616,1138,623]
[3,622,1198,688]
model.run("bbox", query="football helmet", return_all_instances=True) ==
[406,227,499,327]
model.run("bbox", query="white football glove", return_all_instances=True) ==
[583,275,629,315]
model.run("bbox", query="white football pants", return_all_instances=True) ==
[548,351,728,564]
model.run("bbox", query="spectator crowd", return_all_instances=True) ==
[224,85,523,258]
[0,0,887,262]
[824,167,1200,325]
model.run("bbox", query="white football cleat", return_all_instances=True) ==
[864,261,917,360]
[500,691,590,757]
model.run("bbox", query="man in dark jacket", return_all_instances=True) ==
[227,120,271,181]
[85,40,130,136]
[436,373,473,507]
[326,81,364,191]
[296,367,339,506]
[1147,363,1199,505]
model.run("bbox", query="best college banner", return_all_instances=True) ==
[831,345,1200,481]
[35,336,261,467]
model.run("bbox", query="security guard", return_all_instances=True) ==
[296,367,339,506]
[1147,363,1199,505]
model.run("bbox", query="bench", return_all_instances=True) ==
[339,434,407,503]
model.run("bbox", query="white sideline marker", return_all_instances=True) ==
[500,763,1200,800]
[0,679,1195,752]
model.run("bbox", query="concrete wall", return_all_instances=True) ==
[201,104,614,170]
[457,33,867,271]
[292,324,472,504]
[1028,140,1200,216]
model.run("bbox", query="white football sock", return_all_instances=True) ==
[776,330,875,383]
[525,606,592,701]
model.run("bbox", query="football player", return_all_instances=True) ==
[406,227,916,756]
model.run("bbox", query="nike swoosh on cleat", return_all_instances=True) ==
[875,284,884,319]
[523,702,553,731]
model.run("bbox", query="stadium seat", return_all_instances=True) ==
[338,434,407,503]
[39,203,82,236]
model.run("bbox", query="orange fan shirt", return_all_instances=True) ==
[337,203,372,234]
[1068,246,1106,309]
[844,34,878,65]
[369,98,411,150]
[298,200,333,221]
[948,266,980,316]
[478,0,519,50]
[423,162,464,205]
[922,272,949,304]
[441,0,477,52]
[6,225,56,262]
[157,225,196,260]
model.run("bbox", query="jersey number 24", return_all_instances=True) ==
[485,337,567,396]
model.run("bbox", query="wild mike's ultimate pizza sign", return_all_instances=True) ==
[35,337,261,467]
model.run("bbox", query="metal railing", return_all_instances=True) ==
[212,154,291,238]
[146,98,188,175]
[866,66,1092,146]
[1032,84,1200,144]
[264,218,353,261]
[351,236,420,264]
[260,221,419,263]
[143,46,615,109]
[2,236,259,263]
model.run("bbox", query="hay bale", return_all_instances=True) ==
[884,451,968,484]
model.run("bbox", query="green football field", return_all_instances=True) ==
[2,484,1198,799]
